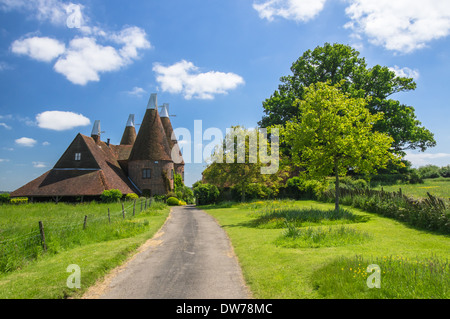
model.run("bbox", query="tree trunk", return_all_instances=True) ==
[334,158,340,211]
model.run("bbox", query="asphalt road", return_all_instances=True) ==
[90,205,251,299]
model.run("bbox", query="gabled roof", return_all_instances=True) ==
[11,134,138,198]
[128,96,173,162]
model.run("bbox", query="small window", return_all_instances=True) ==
[142,169,151,179]
[75,153,81,161]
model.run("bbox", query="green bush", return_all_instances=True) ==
[100,189,123,203]
[231,183,274,201]
[0,193,10,204]
[125,193,139,201]
[10,197,28,205]
[284,177,326,200]
[319,188,450,234]
[353,179,368,189]
[193,183,219,205]
[166,197,180,206]
[418,165,441,179]
[408,171,424,184]
[439,165,450,178]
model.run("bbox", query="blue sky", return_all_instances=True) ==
[0,0,449,190]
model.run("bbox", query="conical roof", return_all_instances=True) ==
[120,114,136,145]
[160,103,184,165]
[128,94,173,162]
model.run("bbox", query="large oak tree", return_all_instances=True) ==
[283,81,401,211]
[259,43,435,155]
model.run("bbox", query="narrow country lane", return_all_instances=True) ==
[84,205,251,299]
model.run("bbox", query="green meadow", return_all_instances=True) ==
[203,200,450,299]
[0,200,170,299]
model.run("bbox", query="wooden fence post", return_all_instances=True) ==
[133,200,136,217]
[122,203,125,219]
[145,199,147,210]
[140,199,143,212]
[83,215,88,230]
[108,208,111,224]
[38,221,47,252]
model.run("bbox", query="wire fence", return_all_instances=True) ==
[0,198,159,273]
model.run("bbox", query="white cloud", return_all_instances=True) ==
[389,66,420,80]
[153,60,245,100]
[53,37,124,85]
[36,111,90,131]
[15,137,37,147]
[11,37,65,62]
[0,0,83,26]
[0,158,9,163]
[32,161,47,168]
[111,26,152,61]
[345,0,450,53]
[0,123,11,130]
[6,0,151,85]
[42,141,50,146]
[126,87,147,97]
[405,152,450,167]
[253,0,327,22]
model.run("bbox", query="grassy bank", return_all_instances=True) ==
[203,200,450,299]
[0,200,170,299]
[372,178,450,199]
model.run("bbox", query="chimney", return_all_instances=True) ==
[91,120,101,144]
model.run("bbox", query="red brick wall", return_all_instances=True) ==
[128,160,174,196]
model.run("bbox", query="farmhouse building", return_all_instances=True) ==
[10,94,184,202]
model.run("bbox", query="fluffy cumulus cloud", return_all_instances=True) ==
[36,111,90,131]
[253,0,327,22]
[11,28,150,85]
[11,37,65,62]
[345,0,450,53]
[153,60,245,100]
[5,0,151,85]
[0,0,89,27]
[53,37,124,85]
[15,137,37,147]
[389,66,420,80]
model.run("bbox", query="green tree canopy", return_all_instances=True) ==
[259,43,435,154]
[283,81,401,211]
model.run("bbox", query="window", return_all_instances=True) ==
[75,153,81,161]
[142,169,151,179]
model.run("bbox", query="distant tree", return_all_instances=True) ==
[259,43,435,155]
[439,165,450,178]
[202,125,281,202]
[283,81,401,211]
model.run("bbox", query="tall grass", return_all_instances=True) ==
[275,222,372,248]
[319,188,450,234]
[248,205,367,228]
[312,255,450,298]
[0,200,168,273]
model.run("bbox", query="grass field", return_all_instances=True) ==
[372,178,450,199]
[0,200,170,299]
[203,200,450,299]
